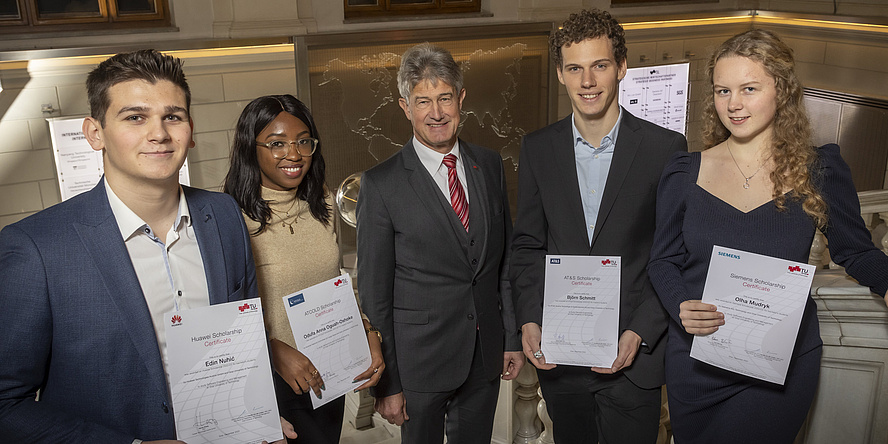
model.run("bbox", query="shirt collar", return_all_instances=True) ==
[571,107,624,152]
[412,137,462,173]
[105,179,190,240]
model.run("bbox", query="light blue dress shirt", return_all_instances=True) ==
[573,108,623,244]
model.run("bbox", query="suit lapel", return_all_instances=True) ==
[551,117,592,248]
[186,190,228,305]
[589,110,641,249]
[402,141,471,263]
[462,142,490,272]
[73,182,167,397]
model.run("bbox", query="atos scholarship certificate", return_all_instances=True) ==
[542,255,620,367]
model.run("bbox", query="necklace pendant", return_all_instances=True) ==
[289,225,294,234]
[743,180,751,189]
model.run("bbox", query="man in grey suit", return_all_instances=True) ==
[510,9,688,444]
[0,50,295,443]
[357,43,524,444]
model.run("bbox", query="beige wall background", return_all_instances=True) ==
[1,0,888,230]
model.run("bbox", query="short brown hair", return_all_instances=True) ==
[550,9,627,69]
[86,49,190,126]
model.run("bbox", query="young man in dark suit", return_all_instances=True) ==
[510,9,688,443]
[0,50,295,443]
[357,43,524,444]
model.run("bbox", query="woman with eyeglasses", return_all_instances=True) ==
[224,94,384,443]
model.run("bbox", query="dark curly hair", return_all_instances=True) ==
[550,9,627,69]
[223,94,330,234]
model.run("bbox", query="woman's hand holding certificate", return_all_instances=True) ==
[689,246,815,385]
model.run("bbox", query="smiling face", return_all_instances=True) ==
[256,111,313,191]
[713,55,778,144]
[398,78,465,153]
[83,79,193,190]
[557,36,627,127]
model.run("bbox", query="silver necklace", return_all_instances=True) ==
[726,140,771,189]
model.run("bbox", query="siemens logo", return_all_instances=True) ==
[718,251,741,260]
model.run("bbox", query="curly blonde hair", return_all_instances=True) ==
[702,29,827,228]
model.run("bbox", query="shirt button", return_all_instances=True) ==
[471,259,478,265]
[467,314,475,320]
[594,154,599,159]
[177,290,182,297]
[472,280,477,286]
[470,240,475,246]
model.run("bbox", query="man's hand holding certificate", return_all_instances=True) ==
[165,298,282,444]
[283,273,371,409]
[542,255,620,367]
[690,246,815,385]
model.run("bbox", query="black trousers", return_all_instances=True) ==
[400,333,501,444]
[273,371,345,444]
[537,366,661,444]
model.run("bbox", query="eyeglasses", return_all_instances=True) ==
[256,138,318,159]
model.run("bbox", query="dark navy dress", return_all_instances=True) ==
[648,145,888,443]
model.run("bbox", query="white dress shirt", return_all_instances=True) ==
[412,137,470,205]
[105,181,210,380]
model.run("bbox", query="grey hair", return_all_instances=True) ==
[397,43,464,99]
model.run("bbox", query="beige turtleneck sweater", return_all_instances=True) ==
[244,186,341,351]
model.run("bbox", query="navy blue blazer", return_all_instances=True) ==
[0,180,257,443]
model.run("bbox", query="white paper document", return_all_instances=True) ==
[283,273,371,409]
[690,246,815,385]
[542,255,620,367]
[165,298,282,444]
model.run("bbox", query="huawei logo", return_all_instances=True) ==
[334,278,347,287]
[171,314,182,325]
[238,303,250,312]
[601,259,612,266]
[788,265,802,273]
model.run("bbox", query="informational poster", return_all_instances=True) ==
[47,116,190,201]
[619,63,690,135]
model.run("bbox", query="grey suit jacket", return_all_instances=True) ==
[510,110,687,389]
[0,179,257,443]
[357,139,520,398]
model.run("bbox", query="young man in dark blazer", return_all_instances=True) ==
[357,43,524,444]
[0,50,295,443]
[510,9,688,443]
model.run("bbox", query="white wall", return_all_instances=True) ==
[0,45,296,227]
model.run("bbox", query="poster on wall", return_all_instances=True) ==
[47,116,190,201]
[619,63,690,136]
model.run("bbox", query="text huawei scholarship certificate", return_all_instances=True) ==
[690,245,815,385]
[165,298,282,444]
[542,255,620,367]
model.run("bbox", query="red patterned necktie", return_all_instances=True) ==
[442,154,469,231]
